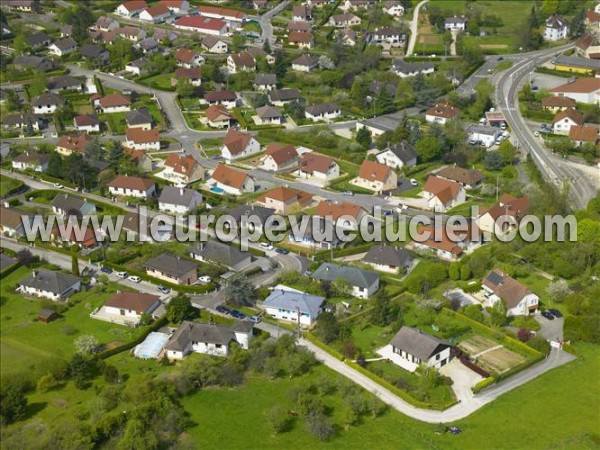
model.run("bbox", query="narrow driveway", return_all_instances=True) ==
[406,0,429,57]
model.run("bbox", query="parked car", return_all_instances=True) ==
[100,266,113,274]
[216,305,230,314]
[157,285,171,294]
[343,191,354,196]
[199,276,212,283]
[548,308,563,318]
[259,242,274,250]
[541,310,555,320]
[53,183,63,189]
[249,315,262,323]
[230,310,246,319]
[275,248,289,254]
[410,179,418,186]
[127,275,141,283]
[116,271,128,278]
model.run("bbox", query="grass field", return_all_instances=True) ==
[0,174,23,197]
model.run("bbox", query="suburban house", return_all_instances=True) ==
[95,292,161,326]
[158,186,203,214]
[412,221,482,261]
[47,75,83,93]
[201,35,228,53]
[298,152,340,181]
[375,141,418,169]
[585,9,600,29]
[11,151,48,172]
[26,31,52,49]
[552,108,584,134]
[544,14,569,41]
[259,143,299,171]
[52,194,96,217]
[165,320,253,359]
[12,55,57,72]
[341,0,375,10]
[115,1,148,17]
[541,96,576,112]
[226,204,275,235]
[56,133,93,155]
[292,4,312,21]
[189,240,252,272]
[209,164,255,195]
[444,16,467,30]
[569,125,599,146]
[227,51,256,73]
[312,262,380,299]
[291,54,320,72]
[353,160,398,194]
[288,216,341,249]
[381,326,452,372]
[420,175,466,212]
[288,31,314,48]
[305,103,341,122]
[92,16,119,31]
[221,129,261,162]
[202,90,238,108]
[126,108,153,130]
[0,207,31,237]
[139,4,171,23]
[160,0,190,15]
[477,193,529,235]
[197,5,247,25]
[205,105,233,128]
[482,269,539,316]
[551,56,600,74]
[425,103,461,124]
[391,59,435,78]
[108,175,156,198]
[18,269,81,301]
[254,105,283,125]
[174,16,228,35]
[145,253,198,285]
[175,47,204,68]
[268,88,301,106]
[329,12,361,27]
[314,201,367,226]
[48,37,78,56]
[125,58,150,76]
[74,114,101,133]
[94,94,131,113]
[2,113,41,133]
[288,21,312,33]
[574,33,600,59]
[50,225,97,249]
[125,127,160,151]
[254,73,277,91]
[435,166,486,190]
[550,77,600,104]
[337,28,357,46]
[262,287,325,326]
[382,1,404,16]
[363,245,414,274]
[32,93,64,114]
[467,124,501,148]
[172,67,202,87]
[370,27,405,46]
[255,186,313,214]
[115,25,147,42]
[161,154,204,185]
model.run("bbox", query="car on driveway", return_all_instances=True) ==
[216,305,230,314]
[157,285,171,294]
[230,310,246,319]
[275,248,289,254]
[548,308,563,318]
[127,275,141,283]
[116,271,128,278]
[53,183,63,189]
[249,315,262,323]
[410,178,418,186]
[541,310,555,320]
[199,276,212,283]
[100,266,113,274]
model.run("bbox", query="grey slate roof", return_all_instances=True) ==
[228,205,275,224]
[12,151,49,165]
[363,245,413,268]
[263,289,325,317]
[0,254,17,272]
[26,31,52,47]
[256,105,282,119]
[553,56,600,71]
[269,88,301,102]
[79,43,108,59]
[292,54,319,67]
[190,240,251,269]
[165,321,236,351]
[158,186,202,207]
[32,93,65,107]
[12,55,57,71]
[48,75,83,91]
[19,269,79,295]
[383,141,417,163]
[52,193,86,212]
[305,103,340,116]
[126,108,153,126]
[389,326,450,360]
[255,73,277,86]
[311,262,379,289]
[392,59,435,74]
[145,253,198,277]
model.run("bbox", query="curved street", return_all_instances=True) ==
[406,0,429,57]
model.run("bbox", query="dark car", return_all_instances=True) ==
[230,310,246,319]
[275,248,289,255]
[548,308,563,318]
[541,310,555,320]
[216,305,230,314]
[100,266,113,274]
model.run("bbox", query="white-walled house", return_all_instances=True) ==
[116,1,148,17]
[108,175,156,198]
[209,164,255,195]
[544,14,569,41]
[378,326,452,373]
[262,287,325,326]
[552,108,584,134]
[125,128,160,151]
[18,269,81,301]
[420,175,466,212]
[482,269,539,316]
[32,93,64,114]
[221,129,261,162]
[375,141,417,169]
[550,77,600,104]
[95,292,161,326]
[305,103,341,122]
[311,262,379,299]
[444,16,467,31]
[298,152,340,181]
[158,186,203,214]
[48,37,78,56]
[382,1,404,16]
[11,151,49,172]
[138,4,171,23]
[363,245,414,275]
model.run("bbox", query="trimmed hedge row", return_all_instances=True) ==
[304,332,344,360]
[472,376,495,394]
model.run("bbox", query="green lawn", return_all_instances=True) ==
[0,174,24,197]
[138,73,176,92]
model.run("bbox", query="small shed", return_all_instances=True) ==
[38,308,59,323]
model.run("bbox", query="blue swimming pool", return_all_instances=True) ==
[210,186,225,194]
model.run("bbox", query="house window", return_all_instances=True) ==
[436,354,440,360]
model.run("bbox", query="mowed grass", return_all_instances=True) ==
[0,174,23,197]
[1,267,140,375]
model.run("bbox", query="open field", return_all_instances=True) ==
[478,347,526,374]
[458,335,498,355]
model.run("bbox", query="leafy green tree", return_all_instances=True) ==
[4,89,20,111]
[484,151,504,171]
[0,381,27,424]
[74,334,100,354]
[176,77,194,98]
[231,33,245,52]
[370,289,392,326]
[29,71,48,97]
[415,136,442,162]
[36,372,58,393]
[226,272,255,306]
[118,418,158,450]
[85,137,103,161]
[306,411,335,441]
[356,127,372,149]
[489,300,507,327]
[448,263,461,280]
[314,312,341,344]
[498,140,516,165]
[69,354,96,390]
[106,140,124,167]
[12,32,29,54]
[460,264,472,280]
[166,294,195,323]
[60,4,94,42]
[72,254,80,276]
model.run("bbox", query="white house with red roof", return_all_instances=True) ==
[420,175,466,212]
[116,1,148,17]
[221,129,261,162]
[108,175,156,198]
[139,4,171,23]
[94,291,161,326]
[175,47,204,68]
[174,16,228,35]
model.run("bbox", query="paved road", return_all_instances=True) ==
[255,0,291,45]
[405,0,428,57]
[495,45,598,210]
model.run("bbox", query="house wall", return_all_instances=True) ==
[553,91,599,104]
[351,278,379,299]
[425,114,449,125]
[76,124,100,133]
[12,161,46,172]
[191,341,229,357]
[158,201,195,214]
[108,185,155,198]
[33,104,59,114]
[553,117,577,134]
[206,42,228,53]
[264,306,314,326]
[101,105,131,113]
[508,293,539,316]
[222,138,260,161]
[19,281,81,301]
[126,140,160,151]
[146,268,197,285]
[545,25,568,41]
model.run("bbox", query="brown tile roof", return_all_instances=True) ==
[426,103,460,119]
[98,93,130,108]
[586,10,600,24]
[541,96,576,108]
[197,5,245,19]
[174,67,201,80]
[265,143,298,164]
[143,4,169,17]
[483,269,534,309]
[205,104,232,122]
[126,127,160,143]
[288,21,311,32]
[0,206,27,230]
[481,194,530,221]
[74,114,100,127]
[104,291,160,314]
[229,51,255,68]
[257,186,312,205]
[175,47,198,63]
[204,90,237,102]
[289,31,313,43]
[51,225,97,247]
[315,201,364,220]
[222,129,254,155]
[108,175,155,191]
[57,134,93,153]
[552,108,584,125]
[164,154,198,175]
[436,166,486,186]
[358,160,392,182]
[551,78,600,94]
[122,0,148,11]
[423,175,462,204]
[569,125,599,143]
[211,164,249,189]
[299,152,335,175]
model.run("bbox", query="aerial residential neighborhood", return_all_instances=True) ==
[0,0,598,449]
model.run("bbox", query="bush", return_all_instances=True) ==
[472,376,495,393]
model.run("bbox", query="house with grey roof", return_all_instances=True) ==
[311,262,379,299]
[51,194,96,217]
[0,254,17,272]
[26,31,52,49]
[226,204,275,235]
[375,140,417,169]
[126,108,153,130]
[145,253,198,285]
[262,287,325,325]
[254,73,277,91]
[18,269,81,301]
[12,151,48,172]
[189,240,252,272]
[379,326,453,372]
[305,103,341,122]
[158,186,203,214]
[79,44,110,64]
[12,55,57,72]
[268,88,301,106]
[2,113,41,133]
[165,320,253,359]
[47,75,84,93]
[48,37,78,56]
[31,93,65,114]
[356,115,402,137]
[391,59,435,78]
[363,245,414,274]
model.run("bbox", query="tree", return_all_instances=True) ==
[489,300,507,327]
[60,4,94,43]
[370,289,392,326]
[286,100,305,121]
[71,254,80,276]
[313,312,340,344]
[74,335,100,354]
[166,294,195,323]
[226,273,255,306]
[460,264,472,280]
[262,40,271,54]
[415,136,442,162]
[231,33,245,52]
[36,372,58,393]
[448,263,461,280]
[0,381,27,425]
[4,89,20,111]
[498,140,516,165]
[356,127,372,149]
[103,365,120,384]
[546,279,571,303]
[12,32,29,55]
[118,418,158,450]
[306,411,335,441]
[69,354,96,390]
[484,151,504,170]
[85,137,103,161]
[266,405,292,435]
[29,70,48,96]
[106,140,124,167]
[318,55,335,70]
[15,249,34,267]
[350,77,368,107]
[569,7,587,38]
[176,77,194,98]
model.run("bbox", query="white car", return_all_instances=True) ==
[53,183,63,189]
[199,276,212,283]
[116,271,128,278]
[259,242,274,250]
[410,179,418,186]
[534,131,540,137]
[127,275,141,283]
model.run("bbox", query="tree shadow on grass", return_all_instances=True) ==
[25,401,47,419]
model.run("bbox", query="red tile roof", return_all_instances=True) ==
[423,175,462,204]
[222,129,254,155]
[104,291,160,314]
[97,93,130,108]
[164,154,198,175]
[205,104,232,122]
[264,143,298,164]
[569,125,599,143]
[126,127,160,143]
[108,175,155,191]
[358,160,392,182]
[211,164,249,189]
[57,134,93,153]
[174,16,226,31]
